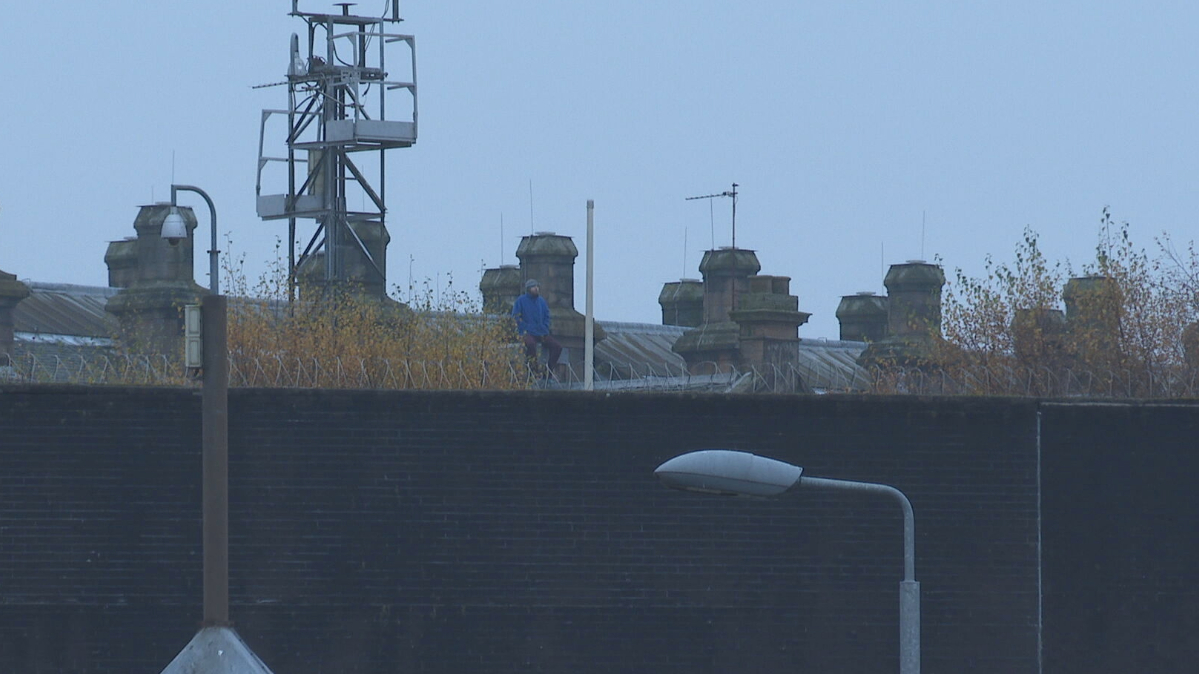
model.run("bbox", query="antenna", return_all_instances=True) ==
[921,210,926,261]
[254,2,418,297]
[686,182,739,248]
[499,213,505,265]
[700,201,709,251]
[528,180,535,234]
[683,227,688,279]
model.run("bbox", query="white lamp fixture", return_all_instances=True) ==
[654,449,802,497]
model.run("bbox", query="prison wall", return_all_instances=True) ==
[1040,402,1199,673]
[0,387,1191,673]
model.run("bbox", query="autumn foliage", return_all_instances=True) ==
[918,209,1199,396]
[221,244,529,390]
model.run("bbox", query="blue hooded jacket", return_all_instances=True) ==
[512,293,551,336]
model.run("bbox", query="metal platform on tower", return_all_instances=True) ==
[256,1,417,296]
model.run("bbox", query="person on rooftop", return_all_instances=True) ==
[511,279,562,376]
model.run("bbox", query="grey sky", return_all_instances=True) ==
[2,1,1196,339]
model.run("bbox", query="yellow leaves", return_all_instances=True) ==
[923,214,1199,396]
[220,245,528,390]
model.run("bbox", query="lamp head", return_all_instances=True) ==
[161,206,187,246]
[654,449,803,498]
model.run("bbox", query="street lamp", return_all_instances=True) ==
[161,184,219,295]
[156,185,248,671]
[655,449,920,674]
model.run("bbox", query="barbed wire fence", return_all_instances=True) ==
[6,350,1199,398]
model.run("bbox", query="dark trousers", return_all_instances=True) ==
[522,334,563,369]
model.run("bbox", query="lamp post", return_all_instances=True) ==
[655,449,920,674]
[161,184,219,295]
[157,199,271,670]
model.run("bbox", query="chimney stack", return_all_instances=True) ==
[1062,275,1122,364]
[858,260,946,366]
[699,247,760,324]
[104,238,138,288]
[884,261,946,338]
[835,292,888,342]
[0,269,31,366]
[658,279,703,327]
[1011,307,1067,362]
[104,204,205,354]
[672,248,810,386]
[479,265,522,315]
[729,274,810,388]
[1183,322,1199,369]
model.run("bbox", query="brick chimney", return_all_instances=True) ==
[1011,307,1067,363]
[104,238,138,288]
[858,261,946,366]
[514,232,604,372]
[730,274,810,387]
[835,292,888,342]
[672,248,761,372]
[671,248,809,385]
[658,279,703,327]
[1183,322,1199,369]
[479,265,522,315]
[1062,275,1122,365]
[0,269,31,366]
[698,247,761,323]
[104,204,205,355]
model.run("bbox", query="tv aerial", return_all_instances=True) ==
[686,182,739,249]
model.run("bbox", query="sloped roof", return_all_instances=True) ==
[12,282,119,338]
[593,321,689,379]
[793,338,871,392]
[4,282,869,392]
[591,321,869,393]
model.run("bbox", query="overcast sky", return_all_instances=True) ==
[2,1,1197,339]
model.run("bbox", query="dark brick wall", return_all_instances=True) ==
[1041,402,1199,674]
[3,386,1043,672]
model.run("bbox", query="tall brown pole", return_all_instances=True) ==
[201,294,229,626]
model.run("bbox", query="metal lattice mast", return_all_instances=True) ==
[256,1,417,299]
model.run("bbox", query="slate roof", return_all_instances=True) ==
[4,283,868,392]
[13,282,119,338]
[589,322,869,393]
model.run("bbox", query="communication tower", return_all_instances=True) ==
[256,1,417,298]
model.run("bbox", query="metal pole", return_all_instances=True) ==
[584,200,594,391]
[200,295,229,626]
[730,182,737,249]
[801,476,919,674]
[171,185,219,295]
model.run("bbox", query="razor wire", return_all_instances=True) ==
[6,350,1199,398]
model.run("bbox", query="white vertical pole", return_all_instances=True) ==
[585,200,595,390]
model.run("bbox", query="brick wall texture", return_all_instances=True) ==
[0,386,1194,673]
